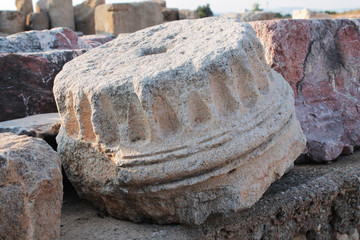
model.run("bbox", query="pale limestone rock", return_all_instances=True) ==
[0,132,62,239]
[0,113,60,138]
[26,12,49,30]
[292,8,331,19]
[16,0,33,16]
[74,0,105,35]
[35,0,48,13]
[0,11,25,34]
[48,0,75,30]
[95,2,163,36]
[179,9,198,19]
[54,17,306,224]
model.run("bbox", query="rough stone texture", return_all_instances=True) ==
[179,9,198,19]
[250,19,360,162]
[54,18,305,224]
[95,2,164,36]
[49,0,75,30]
[162,8,179,22]
[292,8,331,19]
[79,34,115,48]
[35,0,48,13]
[0,27,91,53]
[221,11,278,22]
[0,11,25,34]
[16,0,34,16]
[74,0,105,35]
[0,113,60,142]
[60,150,360,239]
[26,12,50,30]
[0,133,62,240]
[0,28,93,122]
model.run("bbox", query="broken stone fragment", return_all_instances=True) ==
[0,113,60,150]
[250,19,360,162]
[54,17,306,224]
[0,132,62,240]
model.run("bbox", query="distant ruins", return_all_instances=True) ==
[0,0,198,36]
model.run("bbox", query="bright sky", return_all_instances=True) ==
[0,0,359,14]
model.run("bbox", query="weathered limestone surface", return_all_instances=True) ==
[74,0,105,35]
[16,0,34,16]
[95,2,164,35]
[0,28,94,122]
[292,8,331,19]
[222,11,278,22]
[26,12,50,30]
[0,133,62,240]
[179,9,198,19]
[0,11,25,34]
[250,19,360,162]
[54,18,306,224]
[49,0,75,30]
[60,150,360,239]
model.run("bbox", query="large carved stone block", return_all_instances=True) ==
[94,2,163,36]
[0,11,25,34]
[74,0,105,35]
[54,18,306,224]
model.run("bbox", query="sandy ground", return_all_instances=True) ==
[60,187,199,239]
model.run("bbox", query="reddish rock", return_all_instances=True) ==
[79,34,115,48]
[0,28,100,122]
[250,19,360,162]
[0,53,62,122]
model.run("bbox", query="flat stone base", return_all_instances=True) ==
[60,151,360,239]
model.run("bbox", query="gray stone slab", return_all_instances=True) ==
[0,113,60,137]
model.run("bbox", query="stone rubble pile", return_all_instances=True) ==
[0,27,113,122]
